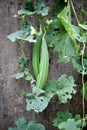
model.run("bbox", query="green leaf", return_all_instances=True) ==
[58,5,81,48]
[18,1,49,16]
[72,54,87,75]
[27,120,45,130]
[81,82,87,100]
[7,30,36,42]
[58,118,82,130]
[53,113,82,130]
[20,19,32,31]
[36,6,49,16]
[8,118,28,130]
[51,32,76,63]
[35,2,50,16]
[26,86,48,113]
[8,118,45,130]
[25,71,35,84]
[7,30,27,42]
[45,80,58,101]
[45,74,76,103]
[7,31,23,42]
[18,57,29,68]
[16,117,27,129]
[7,19,36,42]
[46,19,77,63]
[12,72,24,79]
[45,19,61,46]
[32,85,45,96]
[18,9,35,15]
[57,74,76,103]
[24,68,29,75]
[46,19,60,31]
[53,111,72,127]
[25,35,36,42]
[18,0,35,15]
[25,73,35,84]
[74,114,81,121]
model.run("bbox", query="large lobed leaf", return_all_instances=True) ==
[7,19,37,42]
[53,112,82,130]
[18,0,50,16]
[51,31,76,63]
[45,74,76,103]
[72,54,87,75]
[8,117,45,130]
[57,74,76,103]
[7,30,36,43]
[26,120,45,130]
[58,118,81,130]
[26,86,48,113]
[8,117,27,130]
[45,18,77,63]
[58,5,83,45]
[53,111,72,127]
[45,80,58,101]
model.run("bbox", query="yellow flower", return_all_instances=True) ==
[65,0,68,2]
[30,26,36,35]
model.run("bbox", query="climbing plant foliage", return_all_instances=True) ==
[45,74,76,103]
[8,117,45,130]
[7,0,87,129]
[26,86,48,113]
[53,111,82,130]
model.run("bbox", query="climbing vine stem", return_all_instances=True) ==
[19,41,27,65]
[80,0,84,22]
[82,42,86,127]
[70,0,86,127]
[33,111,36,121]
[69,0,80,24]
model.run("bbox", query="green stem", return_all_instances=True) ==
[33,111,36,120]
[69,0,80,24]
[69,3,86,124]
[81,43,85,127]
[80,0,84,23]
[20,41,26,65]
[82,0,84,9]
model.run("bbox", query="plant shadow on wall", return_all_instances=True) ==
[7,0,87,130]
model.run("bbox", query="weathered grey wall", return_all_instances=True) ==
[0,0,32,129]
[0,0,87,130]
[0,0,19,129]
